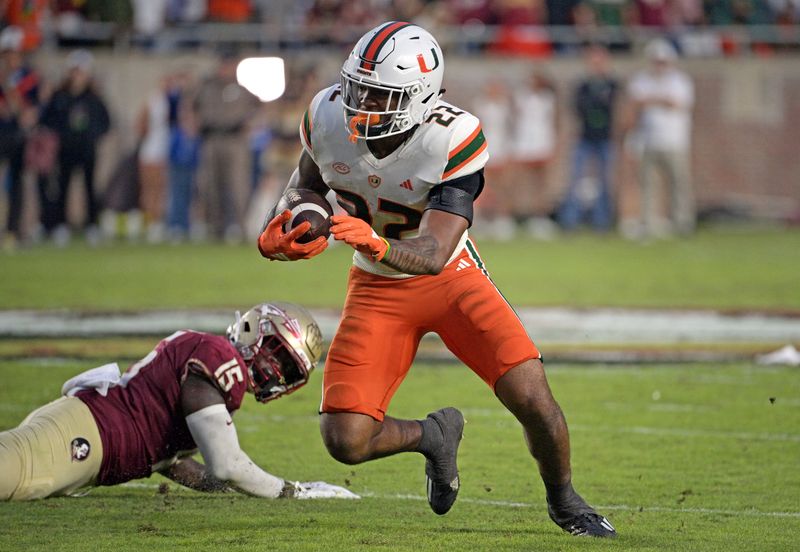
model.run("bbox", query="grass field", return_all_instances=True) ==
[1,227,798,311]
[0,358,798,551]
[1,227,799,550]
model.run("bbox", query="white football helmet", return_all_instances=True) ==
[340,21,444,141]
[226,302,323,403]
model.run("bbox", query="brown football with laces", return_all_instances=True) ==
[275,189,334,243]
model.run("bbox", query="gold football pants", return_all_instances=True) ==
[0,396,102,500]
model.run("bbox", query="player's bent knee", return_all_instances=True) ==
[496,359,559,412]
[319,414,374,465]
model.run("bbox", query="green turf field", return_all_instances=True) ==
[0,359,797,551]
[1,227,798,310]
[1,227,798,550]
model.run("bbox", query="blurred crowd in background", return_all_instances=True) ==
[1,1,798,251]
[2,0,800,53]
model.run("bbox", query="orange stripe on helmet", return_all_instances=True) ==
[360,21,412,71]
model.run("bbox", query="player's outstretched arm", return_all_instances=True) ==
[180,373,286,497]
[159,457,231,493]
[180,374,358,499]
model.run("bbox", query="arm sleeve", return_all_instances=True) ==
[425,169,484,226]
[185,404,285,498]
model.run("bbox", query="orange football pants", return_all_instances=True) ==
[322,239,541,421]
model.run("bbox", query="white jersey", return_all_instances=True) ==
[301,85,489,278]
[628,68,694,152]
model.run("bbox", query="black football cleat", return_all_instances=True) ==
[424,407,464,515]
[548,505,617,538]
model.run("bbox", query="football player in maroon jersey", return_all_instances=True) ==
[0,302,358,501]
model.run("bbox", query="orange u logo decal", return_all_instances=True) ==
[416,49,440,73]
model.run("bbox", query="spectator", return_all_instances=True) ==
[389,0,429,22]
[769,0,800,23]
[190,49,260,242]
[633,0,669,27]
[1,0,49,51]
[136,74,172,242]
[166,77,201,242]
[558,43,619,232]
[491,0,551,58]
[166,0,207,23]
[545,0,582,52]
[447,0,496,23]
[509,70,560,237]
[130,0,168,48]
[471,80,515,239]
[546,0,581,25]
[0,25,43,251]
[99,141,142,241]
[626,39,695,239]
[39,50,111,246]
[207,0,252,22]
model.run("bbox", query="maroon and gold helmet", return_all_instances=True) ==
[226,302,323,403]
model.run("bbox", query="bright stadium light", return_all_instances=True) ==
[236,57,285,102]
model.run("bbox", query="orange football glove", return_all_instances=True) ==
[330,215,389,262]
[257,210,328,261]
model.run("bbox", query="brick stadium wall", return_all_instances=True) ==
[23,51,800,223]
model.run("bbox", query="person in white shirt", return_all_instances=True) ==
[509,71,560,237]
[627,38,695,238]
[471,81,515,238]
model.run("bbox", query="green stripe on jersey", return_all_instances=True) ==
[444,130,486,174]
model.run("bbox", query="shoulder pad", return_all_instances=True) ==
[300,85,342,158]
[441,110,489,182]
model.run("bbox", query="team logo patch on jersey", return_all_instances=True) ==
[71,437,91,462]
[332,162,351,174]
[368,175,382,188]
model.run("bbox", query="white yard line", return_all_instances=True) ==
[117,483,800,519]
[459,409,800,442]
[363,493,800,518]
[3,308,799,345]
[569,424,800,442]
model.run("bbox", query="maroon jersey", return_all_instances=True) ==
[77,331,248,486]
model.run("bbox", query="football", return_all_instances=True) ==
[275,188,334,244]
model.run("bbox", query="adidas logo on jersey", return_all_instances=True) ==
[400,179,414,191]
[456,258,471,271]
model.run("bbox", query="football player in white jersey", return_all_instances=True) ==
[257,22,615,538]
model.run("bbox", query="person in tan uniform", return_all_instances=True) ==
[191,50,260,242]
